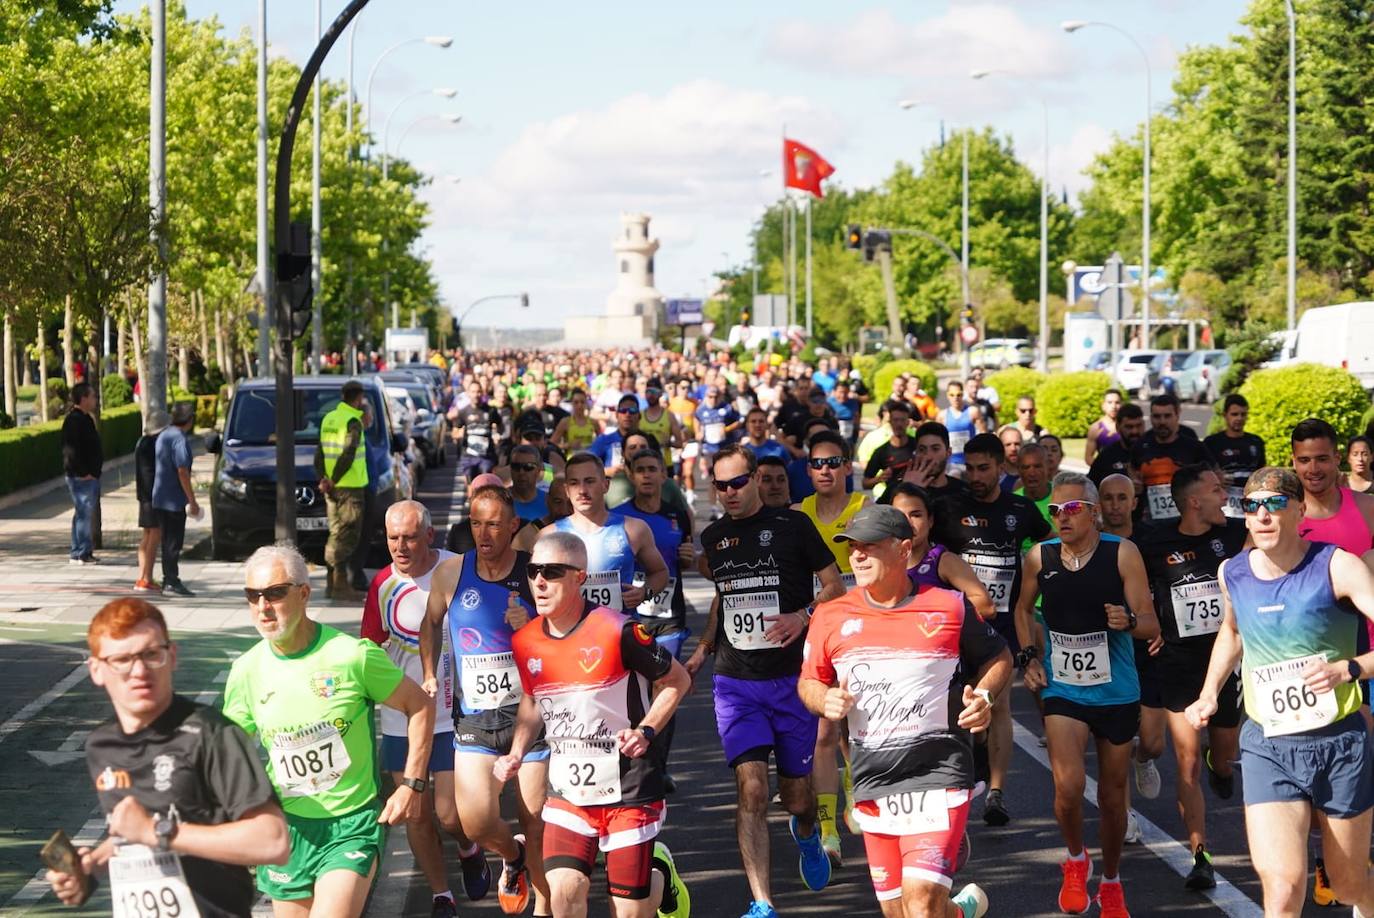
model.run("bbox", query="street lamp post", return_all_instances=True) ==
[364,35,453,160]
[1063,19,1152,348]
[971,70,1049,372]
[256,0,270,375]
[394,113,461,161]
[382,88,457,181]
[1284,0,1297,331]
[310,0,323,374]
[455,293,529,349]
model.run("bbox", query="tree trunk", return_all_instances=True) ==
[129,308,147,425]
[197,290,210,366]
[242,341,254,380]
[3,309,15,421]
[63,294,75,387]
[19,331,31,387]
[177,345,189,391]
[37,310,49,423]
[117,317,127,378]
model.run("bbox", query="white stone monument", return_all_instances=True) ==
[563,213,664,345]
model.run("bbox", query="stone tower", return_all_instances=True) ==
[605,213,663,331]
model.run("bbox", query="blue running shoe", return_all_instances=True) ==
[739,901,777,918]
[789,815,832,891]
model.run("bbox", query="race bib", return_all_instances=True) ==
[1147,484,1179,520]
[1170,580,1223,638]
[1223,486,1245,519]
[704,421,725,445]
[1049,630,1112,687]
[582,570,623,610]
[838,419,855,440]
[1250,654,1339,737]
[609,442,623,469]
[270,721,351,797]
[861,790,951,836]
[813,572,858,595]
[949,429,970,456]
[110,845,201,918]
[723,591,779,650]
[461,652,520,710]
[967,561,1014,615]
[550,738,621,806]
[637,577,678,619]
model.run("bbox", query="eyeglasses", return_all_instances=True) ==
[1241,495,1291,515]
[617,406,640,415]
[1048,500,1096,518]
[511,462,540,472]
[244,582,300,604]
[527,563,578,581]
[713,473,753,492]
[95,644,171,674]
[808,456,845,470]
[1018,407,1036,414]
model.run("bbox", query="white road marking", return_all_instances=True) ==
[0,663,88,747]
[28,729,90,766]
[1010,720,1262,918]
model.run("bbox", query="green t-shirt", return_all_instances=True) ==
[223,622,404,819]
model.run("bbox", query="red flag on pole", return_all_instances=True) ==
[782,138,835,198]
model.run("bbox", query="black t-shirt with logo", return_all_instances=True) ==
[85,694,278,918]
[703,507,834,680]
[1136,517,1247,649]
[1203,432,1266,491]
[1130,434,1213,522]
[458,405,502,459]
[939,490,1052,618]
[865,438,916,486]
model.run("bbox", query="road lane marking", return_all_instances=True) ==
[0,663,88,747]
[1010,720,1262,918]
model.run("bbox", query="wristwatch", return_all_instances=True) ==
[1015,646,1041,669]
[638,725,657,743]
[400,776,428,793]
[1124,609,1138,630]
[973,688,994,707]
[154,812,178,851]
[1348,659,1363,683]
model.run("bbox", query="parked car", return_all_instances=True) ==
[380,371,447,466]
[204,375,409,561]
[1152,350,1193,397]
[385,387,424,492]
[1173,349,1232,403]
[1113,349,1164,398]
[968,338,1034,369]
[1084,350,1114,372]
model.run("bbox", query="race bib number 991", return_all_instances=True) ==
[723,591,779,650]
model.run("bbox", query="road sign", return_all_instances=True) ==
[665,298,704,326]
[960,324,979,345]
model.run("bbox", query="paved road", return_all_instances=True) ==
[0,421,1341,918]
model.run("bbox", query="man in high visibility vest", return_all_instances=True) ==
[316,381,370,602]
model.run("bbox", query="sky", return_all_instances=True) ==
[113,0,1255,329]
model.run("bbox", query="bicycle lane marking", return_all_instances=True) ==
[0,663,89,747]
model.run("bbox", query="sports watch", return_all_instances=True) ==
[1348,659,1363,683]
[154,812,178,851]
[638,725,657,743]
[400,776,428,793]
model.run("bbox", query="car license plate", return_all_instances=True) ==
[297,516,328,531]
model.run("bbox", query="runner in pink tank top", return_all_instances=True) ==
[1299,486,1374,555]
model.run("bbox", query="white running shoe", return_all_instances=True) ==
[1133,757,1162,800]
[1124,810,1142,845]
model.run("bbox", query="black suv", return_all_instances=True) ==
[205,376,408,560]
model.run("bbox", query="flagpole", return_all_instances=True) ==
[804,196,813,338]
[781,124,789,331]
[789,194,798,328]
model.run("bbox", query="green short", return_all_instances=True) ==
[256,804,383,901]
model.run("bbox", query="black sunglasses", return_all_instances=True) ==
[713,473,753,492]
[244,582,299,604]
[527,563,578,581]
[511,462,540,472]
[808,456,845,470]
[617,406,640,415]
[1241,495,1291,514]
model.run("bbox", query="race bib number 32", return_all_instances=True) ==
[550,738,622,806]
[1250,654,1340,737]
[1049,630,1112,687]
[723,591,779,650]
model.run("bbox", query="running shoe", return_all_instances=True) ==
[653,841,690,918]
[1132,755,1161,800]
[459,845,491,900]
[1185,846,1216,891]
[1204,747,1234,800]
[1096,879,1130,918]
[739,902,776,918]
[164,580,195,597]
[1123,811,1142,845]
[789,815,832,891]
[664,773,678,795]
[498,834,530,914]
[982,788,1010,827]
[821,832,842,868]
[1313,859,1338,907]
[951,883,989,918]
[431,895,458,918]
[1057,855,1093,914]
[133,579,162,593]
[955,830,972,873]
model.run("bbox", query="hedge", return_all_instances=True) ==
[851,352,894,396]
[983,367,1047,413]
[0,403,142,496]
[874,359,937,402]
[1237,364,1370,466]
[102,373,132,408]
[1034,371,1113,437]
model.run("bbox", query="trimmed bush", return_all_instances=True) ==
[1238,364,1370,466]
[0,403,141,496]
[101,373,132,408]
[983,367,1047,412]
[874,359,937,402]
[1034,371,1113,438]
[851,352,894,396]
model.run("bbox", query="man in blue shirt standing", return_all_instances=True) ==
[152,402,199,597]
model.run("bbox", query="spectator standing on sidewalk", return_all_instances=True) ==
[134,410,170,593]
[317,381,370,602]
[61,382,102,565]
[152,403,199,597]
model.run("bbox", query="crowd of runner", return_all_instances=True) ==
[41,345,1374,918]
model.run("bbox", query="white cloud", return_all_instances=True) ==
[1047,123,1115,203]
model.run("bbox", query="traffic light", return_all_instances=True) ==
[846,224,862,250]
[276,221,313,340]
[961,305,975,325]
[740,310,750,327]
[862,229,891,263]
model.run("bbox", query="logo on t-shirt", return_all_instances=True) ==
[152,754,175,792]
[458,627,483,652]
[1004,514,1019,531]
[841,619,863,637]
[578,646,604,673]
[460,588,481,610]
[1211,539,1225,556]
[95,766,131,791]
[527,657,543,675]
[310,670,339,699]
[759,529,774,546]
[632,623,654,646]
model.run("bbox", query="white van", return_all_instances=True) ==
[1292,302,1374,389]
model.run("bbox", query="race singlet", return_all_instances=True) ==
[1049,631,1112,687]
[723,591,778,650]
[550,737,622,806]
[1250,654,1340,737]
[581,570,623,610]
[270,722,351,797]
[460,652,520,710]
[1170,580,1223,638]
[109,845,202,918]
